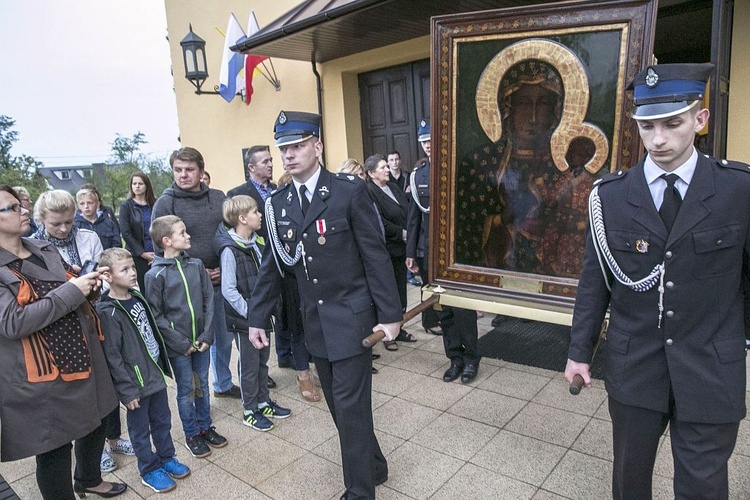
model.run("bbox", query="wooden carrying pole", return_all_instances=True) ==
[361,294,440,348]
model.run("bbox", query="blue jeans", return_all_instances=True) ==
[126,388,175,476]
[170,350,211,438]
[210,285,235,392]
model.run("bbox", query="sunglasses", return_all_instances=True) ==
[0,204,23,213]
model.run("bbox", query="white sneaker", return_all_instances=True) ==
[100,449,118,473]
[109,438,135,456]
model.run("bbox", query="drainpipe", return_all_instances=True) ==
[311,54,327,167]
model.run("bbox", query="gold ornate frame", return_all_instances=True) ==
[430,0,657,311]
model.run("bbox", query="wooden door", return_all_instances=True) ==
[359,59,430,172]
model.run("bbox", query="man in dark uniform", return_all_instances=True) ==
[566,64,750,499]
[246,111,402,500]
[406,119,481,383]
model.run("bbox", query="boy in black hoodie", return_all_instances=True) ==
[97,248,190,493]
[215,195,291,431]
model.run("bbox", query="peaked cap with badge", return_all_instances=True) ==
[273,110,321,147]
[627,63,714,120]
[417,119,430,142]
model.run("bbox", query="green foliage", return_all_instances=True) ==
[0,115,49,199]
[90,132,173,212]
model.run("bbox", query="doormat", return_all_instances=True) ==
[477,317,606,379]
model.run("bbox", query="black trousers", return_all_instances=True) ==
[417,257,479,364]
[36,421,107,500]
[313,351,386,500]
[609,396,739,500]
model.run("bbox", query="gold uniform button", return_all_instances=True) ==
[666,311,674,319]
[307,256,313,262]
[666,281,674,289]
[312,279,318,284]
[318,299,323,305]
[303,233,308,239]
[666,339,673,346]
[665,251,673,259]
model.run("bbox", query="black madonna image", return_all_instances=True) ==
[455,37,617,279]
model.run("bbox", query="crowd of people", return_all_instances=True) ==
[0,114,480,499]
[3,62,740,500]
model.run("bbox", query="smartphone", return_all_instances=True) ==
[80,260,99,275]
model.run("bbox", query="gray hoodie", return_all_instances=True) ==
[144,252,214,357]
[152,183,226,269]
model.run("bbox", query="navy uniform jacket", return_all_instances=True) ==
[246,167,402,362]
[406,158,430,259]
[569,154,750,424]
[227,181,277,240]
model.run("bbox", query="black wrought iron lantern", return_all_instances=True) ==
[180,25,218,94]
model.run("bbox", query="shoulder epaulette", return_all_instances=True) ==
[333,173,359,183]
[715,157,750,174]
[270,183,292,197]
[592,169,627,187]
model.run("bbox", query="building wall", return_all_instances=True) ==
[165,0,318,193]
[727,0,750,163]
[166,0,749,191]
[165,0,431,192]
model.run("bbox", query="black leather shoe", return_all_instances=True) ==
[267,376,277,389]
[74,481,127,498]
[461,364,478,384]
[425,326,443,336]
[374,474,388,486]
[443,363,464,382]
[372,367,379,375]
[372,353,381,360]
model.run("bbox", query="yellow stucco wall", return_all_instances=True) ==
[165,0,317,192]
[165,1,430,192]
[727,1,750,163]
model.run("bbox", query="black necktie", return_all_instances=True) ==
[299,185,310,215]
[659,173,682,232]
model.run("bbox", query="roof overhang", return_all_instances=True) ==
[231,0,554,63]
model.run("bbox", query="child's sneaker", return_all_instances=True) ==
[243,410,275,432]
[100,450,118,473]
[184,434,211,458]
[141,468,176,493]
[162,458,191,479]
[109,438,135,456]
[259,400,292,419]
[200,426,228,448]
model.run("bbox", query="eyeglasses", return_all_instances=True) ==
[0,204,23,213]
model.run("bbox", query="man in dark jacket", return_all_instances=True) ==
[246,111,402,500]
[152,147,242,398]
[566,63,750,499]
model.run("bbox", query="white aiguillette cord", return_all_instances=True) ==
[265,197,309,280]
[588,184,666,328]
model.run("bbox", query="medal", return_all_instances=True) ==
[316,219,327,245]
[287,228,293,239]
[636,239,649,253]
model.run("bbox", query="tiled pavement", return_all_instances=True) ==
[4,284,750,499]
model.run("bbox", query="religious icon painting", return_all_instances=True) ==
[430,0,657,313]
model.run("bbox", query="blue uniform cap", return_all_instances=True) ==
[627,63,714,120]
[273,110,321,147]
[417,119,430,142]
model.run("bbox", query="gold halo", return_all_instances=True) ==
[475,38,609,173]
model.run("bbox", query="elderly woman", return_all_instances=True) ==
[119,171,157,291]
[0,186,126,499]
[364,154,416,350]
[32,189,132,473]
